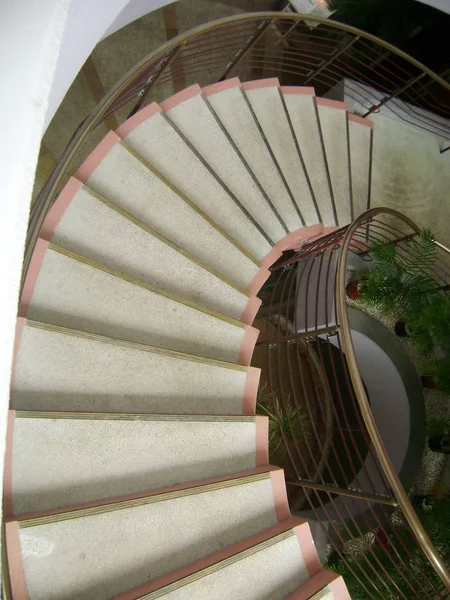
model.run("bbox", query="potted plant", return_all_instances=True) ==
[421,360,450,394]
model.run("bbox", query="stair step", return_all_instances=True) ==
[348,113,373,218]
[203,78,303,232]
[316,98,352,225]
[160,85,287,244]
[117,519,318,600]
[11,320,260,414]
[24,243,257,364]
[10,412,269,513]
[242,79,319,227]
[76,133,259,290]
[8,470,285,600]
[284,569,351,600]
[117,104,273,262]
[42,182,257,322]
[281,87,336,227]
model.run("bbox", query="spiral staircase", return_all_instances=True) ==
[2,75,378,599]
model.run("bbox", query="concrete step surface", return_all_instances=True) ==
[25,243,256,364]
[10,412,268,513]
[12,320,259,415]
[44,183,254,321]
[117,104,273,262]
[12,471,283,600]
[78,133,260,290]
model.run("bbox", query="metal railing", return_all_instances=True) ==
[261,208,450,598]
[27,11,450,291]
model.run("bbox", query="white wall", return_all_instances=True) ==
[0,0,174,549]
[416,0,450,15]
[0,0,73,546]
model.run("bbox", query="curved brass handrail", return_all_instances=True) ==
[25,11,450,291]
[335,207,450,590]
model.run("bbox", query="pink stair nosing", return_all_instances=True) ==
[247,267,271,295]
[316,97,348,111]
[4,521,29,600]
[243,365,261,416]
[281,86,315,96]
[348,112,374,128]
[203,77,241,97]
[40,176,83,242]
[238,325,260,368]
[19,238,49,318]
[75,130,121,183]
[116,102,162,138]
[259,225,325,269]
[240,295,262,327]
[242,78,280,91]
[159,84,202,112]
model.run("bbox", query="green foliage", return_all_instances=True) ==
[406,295,450,357]
[422,360,450,395]
[356,229,438,317]
[329,0,439,45]
[327,501,450,599]
[256,386,311,457]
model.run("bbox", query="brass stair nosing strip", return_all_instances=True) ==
[47,243,246,331]
[139,530,296,600]
[118,140,260,267]
[25,319,247,372]
[308,587,332,600]
[18,472,271,528]
[81,183,251,299]
[15,411,256,423]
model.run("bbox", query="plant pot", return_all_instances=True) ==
[394,321,410,337]
[421,375,437,389]
[428,434,450,454]
[346,281,360,301]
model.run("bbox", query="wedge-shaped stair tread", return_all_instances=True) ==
[45,185,253,321]
[11,472,282,600]
[316,99,351,225]
[348,114,373,219]
[118,520,316,600]
[204,79,303,232]
[12,321,259,414]
[281,88,336,227]
[11,413,268,513]
[26,244,256,364]
[118,105,273,261]
[284,569,351,600]
[161,86,286,243]
[80,137,259,289]
[242,80,318,226]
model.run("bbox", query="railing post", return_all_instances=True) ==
[361,72,427,118]
[287,479,398,507]
[217,19,272,82]
[126,45,183,119]
[303,34,359,85]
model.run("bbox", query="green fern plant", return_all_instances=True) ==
[405,295,450,357]
[356,229,438,316]
[256,386,311,457]
[422,359,450,395]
